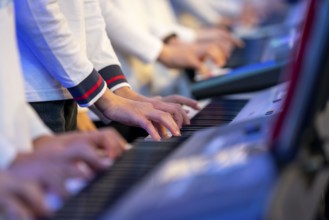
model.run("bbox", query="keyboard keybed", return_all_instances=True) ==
[51,99,247,220]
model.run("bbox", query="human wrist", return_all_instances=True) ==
[9,153,33,168]
[114,86,146,102]
[158,45,171,64]
[32,135,55,151]
[95,89,117,113]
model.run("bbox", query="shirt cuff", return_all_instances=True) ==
[67,69,107,107]
[110,82,132,92]
[145,41,164,63]
[98,65,131,90]
[174,26,197,43]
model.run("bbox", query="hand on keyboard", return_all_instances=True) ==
[0,172,51,220]
[114,88,194,133]
[158,40,227,72]
[148,98,190,128]
[96,89,181,141]
[144,99,211,140]
[150,95,202,126]
[9,153,91,199]
[9,128,128,197]
[196,28,244,57]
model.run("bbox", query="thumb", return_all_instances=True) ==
[205,45,226,67]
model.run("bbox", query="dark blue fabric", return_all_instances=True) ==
[30,100,77,133]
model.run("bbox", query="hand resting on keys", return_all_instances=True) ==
[113,88,201,140]
[158,38,227,77]
[196,28,244,57]
[9,128,128,199]
[114,87,200,137]
[95,89,181,141]
[0,172,51,220]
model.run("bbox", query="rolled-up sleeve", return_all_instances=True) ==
[14,0,107,107]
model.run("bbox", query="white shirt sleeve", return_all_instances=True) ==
[144,0,197,42]
[14,0,107,107]
[0,105,52,169]
[168,24,197,43]
[84,0,131,91]
[15,0,95,89]
[0,104,52,169]
[0,104,51,169]
[98,0,163,64]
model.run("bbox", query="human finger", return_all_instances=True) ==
[138,117,161,141]
[96,129,127,156]
[2,197,33,220]
[153,122,170,139]
[13,183,51,218]
[205,45,226,67]
[154,102,184,128]
[64,144,110,171]
[148,110,181,137]
[162,95,200,110]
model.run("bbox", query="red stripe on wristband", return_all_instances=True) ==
[74,77,104,101]
[105,75,126,85]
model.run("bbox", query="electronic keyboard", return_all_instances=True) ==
[192,61,288,100]
[50,98,248,220]
[50,83,287,220]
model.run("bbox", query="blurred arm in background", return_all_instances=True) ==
[171,0,287,28]
[101,0,232,73]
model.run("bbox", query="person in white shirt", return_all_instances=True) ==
[0,1,128,218]
[98,0,221,99]
[100,0,227,81]
[107,0,241,98]
[142,0,243,52]
[15,0,197,141]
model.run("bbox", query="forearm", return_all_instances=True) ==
[113,86,150,102]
